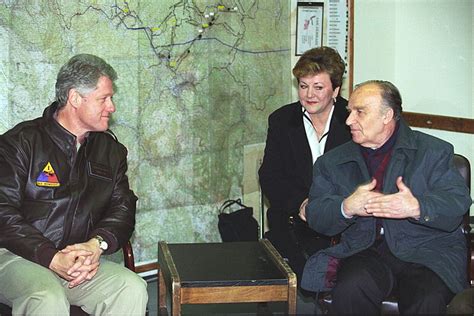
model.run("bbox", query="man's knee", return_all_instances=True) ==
[448,288,474,315]
[102,270,148,314]
[13,283,69,314]
[83,267,148,315]
[98,265,148,303]
[332,268,375,301]
[119,271,148,300]
[400,285,453,314]
[331,259,393,314]
[0,258,69,314]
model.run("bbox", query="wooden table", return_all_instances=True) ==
[158,239,297,315]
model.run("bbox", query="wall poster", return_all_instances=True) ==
[295,0,353,96]
[296,2,324,55]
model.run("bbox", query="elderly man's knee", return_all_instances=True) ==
[334,267,375,295]
[448,288,474,315]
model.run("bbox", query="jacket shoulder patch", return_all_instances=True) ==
[36,162,60,187]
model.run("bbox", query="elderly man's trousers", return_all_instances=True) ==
[331,241,455,315]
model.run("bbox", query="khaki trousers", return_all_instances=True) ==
[0,248,148,315]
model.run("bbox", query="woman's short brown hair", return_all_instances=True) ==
[292,46,345,89]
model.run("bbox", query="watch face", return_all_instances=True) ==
[100,241,108,250]
[94,236,108,251]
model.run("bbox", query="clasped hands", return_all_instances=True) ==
[49,238,103,288]
[299,176,420,221]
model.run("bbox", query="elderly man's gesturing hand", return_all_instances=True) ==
[364,176,420,219]
[342,179,383,217]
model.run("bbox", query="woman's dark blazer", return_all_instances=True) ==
[258,96,352,231]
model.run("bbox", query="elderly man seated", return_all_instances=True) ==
[299,80,472,315]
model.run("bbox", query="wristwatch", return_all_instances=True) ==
[93,235,109,251]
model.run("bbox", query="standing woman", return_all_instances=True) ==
[259,46,351,284]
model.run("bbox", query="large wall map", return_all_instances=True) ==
[0,0,291,262]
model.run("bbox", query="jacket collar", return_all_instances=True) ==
[332,118,417,166]
[287,101,313,187]
[289,97,345,128]
[392,118,418,152]
[324,118,417,193]
[331,96,349,127]
[42,102,78,153]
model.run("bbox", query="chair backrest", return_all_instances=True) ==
[454,154,470,191]
[454,154,472,286]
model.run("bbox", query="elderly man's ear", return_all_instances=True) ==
[383,108,395,124]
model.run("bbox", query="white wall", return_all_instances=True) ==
[354,0,474,212]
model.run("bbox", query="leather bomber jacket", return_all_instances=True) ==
[0,102,138,268]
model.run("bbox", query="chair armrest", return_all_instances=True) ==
[122,240,136,272]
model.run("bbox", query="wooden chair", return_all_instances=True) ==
[319,153,472,315]
[0,241,136,316]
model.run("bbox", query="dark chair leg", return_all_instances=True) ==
[0,303,12,316]
[70,305,89,316]
[0,303,89,316]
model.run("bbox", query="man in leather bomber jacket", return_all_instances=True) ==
[0,54,148,315]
